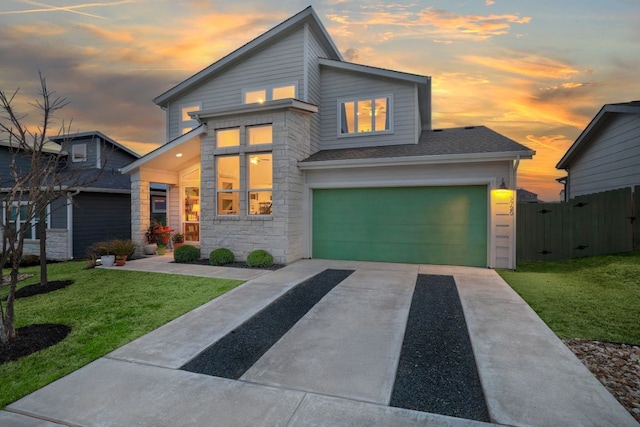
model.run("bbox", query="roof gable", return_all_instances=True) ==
[154,7,342,107]
[556,101,640,169]
[49,131,140,159]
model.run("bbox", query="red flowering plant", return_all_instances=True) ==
[155,225,173,246]
[145,221,173,246]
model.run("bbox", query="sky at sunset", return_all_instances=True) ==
[1,0,639,201]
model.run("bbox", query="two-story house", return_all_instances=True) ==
[556,101,640,201]
[1,131,140,260]
[122,7,534,269]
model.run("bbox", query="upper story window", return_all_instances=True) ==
[243,83,296,104]
[216,128,240,148]
[339,96,391,136]
[247,125,272,145]
[181,103,202,135]
[72,144,87,162]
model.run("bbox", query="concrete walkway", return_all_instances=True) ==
[1,258,636,426]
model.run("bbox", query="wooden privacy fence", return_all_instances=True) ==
[517,186,639,262]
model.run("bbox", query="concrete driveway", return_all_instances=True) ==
[1,259,636,426]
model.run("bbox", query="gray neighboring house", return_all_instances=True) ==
[1,131,140,260]
[122,6,535,269]
[557,101,640,201]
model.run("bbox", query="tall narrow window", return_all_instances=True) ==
[339,96,391,136]
[180,103,201,135]
[247,125,272,145]
[216,156,240,215]
[248,153,272,215]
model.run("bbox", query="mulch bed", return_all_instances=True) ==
[0,324,71,364]
[174,259,285,271]
[12,280,74,299]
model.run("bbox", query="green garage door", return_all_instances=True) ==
[312,186,487,267]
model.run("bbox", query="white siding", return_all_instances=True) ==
[166,28,306,141]
[305,24,332,152]
[318,68,417,149]
[569,114,640,197]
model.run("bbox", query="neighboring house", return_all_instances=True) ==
[517,188,542,203]
[1,131,140,260]
[557,101,640,201]
[122,7,534,269]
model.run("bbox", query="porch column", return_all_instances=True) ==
[131,171,151,256]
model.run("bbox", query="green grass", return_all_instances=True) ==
[0,261,243,408]
[498,252,640,345]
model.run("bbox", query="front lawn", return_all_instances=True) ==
[498,252,640,345]
[0,261,243,408]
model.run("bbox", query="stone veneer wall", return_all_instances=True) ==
[130,172,151,256]
[200,108,313,264]
[21,228,69,260]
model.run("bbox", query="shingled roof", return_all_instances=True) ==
[301,126,534,163]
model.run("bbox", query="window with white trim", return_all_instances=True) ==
[214,124,273,216]
[248,153,272,215]
[247,124,272,145]
[216,128,240,148]
[243,83,296,104]
[72,144,87,162]
[180,103,202,135]
[338,96,391,136]
[6,202,50,240]
[216,156,240,215]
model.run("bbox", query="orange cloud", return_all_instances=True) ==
[462,54,580,79]
[76,23,134,43]
[325,7,531,42]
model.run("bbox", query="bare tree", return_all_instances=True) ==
[0,73,101,343]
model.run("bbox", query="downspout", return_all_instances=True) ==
[67,189,80,259]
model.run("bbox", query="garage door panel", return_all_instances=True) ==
[312,186,487,267]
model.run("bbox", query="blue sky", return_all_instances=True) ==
[1,0,638,200]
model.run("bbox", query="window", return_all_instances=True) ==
[180,103,201,135]
[216,156,240,215]
[244,90,267,104]
[339,96,390,135]
[247,125,272,145]
[6,202,50,240]
[272,85,295,100]
[248,153,272,215]
[243,84,296,104]
[72,144,87,162]
[216,128,240,148]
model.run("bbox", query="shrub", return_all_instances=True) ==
[246,249,273,268]
[111,239,136,258]
[209,248,235,266]
[88,239,136,259]
[174,245,200,263]
[88,240,111,257]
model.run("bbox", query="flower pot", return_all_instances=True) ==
[173,242,184,249]
[101,255,115,267]
[157,245,166,255]
[115,255,127,266]
[144,244,157,255]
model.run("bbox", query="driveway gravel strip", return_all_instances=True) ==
[180,269,354,379]
[390,274,490,422]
